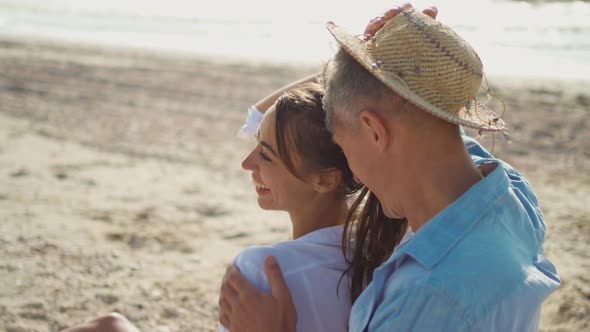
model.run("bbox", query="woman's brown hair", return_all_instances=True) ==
[272,82,408,303]
[342,189,408,302]
[273,82,360,195]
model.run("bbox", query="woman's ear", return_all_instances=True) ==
[358,110,390,152]
[311,169,342,193]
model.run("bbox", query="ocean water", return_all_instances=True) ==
[0,0,588,79]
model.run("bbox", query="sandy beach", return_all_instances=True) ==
[0,40,588,331]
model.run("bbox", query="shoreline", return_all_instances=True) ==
[0,40,588,331]
[0,37,321,73]
[2,37,589,84]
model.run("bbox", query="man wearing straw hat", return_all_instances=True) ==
[219,4,560,332]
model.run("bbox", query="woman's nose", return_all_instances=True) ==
[241,149,257,171]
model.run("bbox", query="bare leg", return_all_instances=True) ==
[61,313,141,332]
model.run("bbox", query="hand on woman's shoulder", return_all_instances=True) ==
[233,245,282,294]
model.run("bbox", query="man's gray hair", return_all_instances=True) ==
[321,48,393,132]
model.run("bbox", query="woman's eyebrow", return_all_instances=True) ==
[260,141,278,156]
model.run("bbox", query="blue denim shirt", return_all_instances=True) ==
[349,136,560,331]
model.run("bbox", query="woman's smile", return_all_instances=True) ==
[252,177,271,196]
[255,183,271,196]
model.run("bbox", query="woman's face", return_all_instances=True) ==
[241,107,317,211]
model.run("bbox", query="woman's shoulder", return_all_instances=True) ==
[234,245,275,269]
[232,242,296,293]
[234,241,295,272]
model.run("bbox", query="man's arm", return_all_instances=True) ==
[238,74,317,138]
[254,74,318,113]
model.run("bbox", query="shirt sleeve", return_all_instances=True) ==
[462,135,546,250]
[502,163,546,249]
[218,247,273,332]
[233,248,272,292]
[369,286,474,332]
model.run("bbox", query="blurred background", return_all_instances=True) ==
[0,0,588,78]
[0,1,588,331]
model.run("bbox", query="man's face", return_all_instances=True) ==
[330,114,365,186]
[330,102,381,194]
[329,100,404,219]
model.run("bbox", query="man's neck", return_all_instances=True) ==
[393,136,482,232]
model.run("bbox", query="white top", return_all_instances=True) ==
[219,225,352,332]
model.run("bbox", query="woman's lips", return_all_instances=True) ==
[255,183,270,195]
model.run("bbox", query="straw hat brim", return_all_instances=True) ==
[326,21,505,132]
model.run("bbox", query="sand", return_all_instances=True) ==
[0,40,588,331]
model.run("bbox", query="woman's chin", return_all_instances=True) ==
[257,198,274,210]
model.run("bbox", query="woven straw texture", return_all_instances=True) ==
[327,9,505,131]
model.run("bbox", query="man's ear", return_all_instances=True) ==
[311,169,342,193]
[358,110,390,152]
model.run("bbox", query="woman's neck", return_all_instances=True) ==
[288,195,349,239]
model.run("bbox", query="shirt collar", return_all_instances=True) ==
[295,225,344,246]
[393,162,510,270]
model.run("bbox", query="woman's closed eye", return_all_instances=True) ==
[260,148,272,162]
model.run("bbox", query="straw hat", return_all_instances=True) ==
[326,9,505,131]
